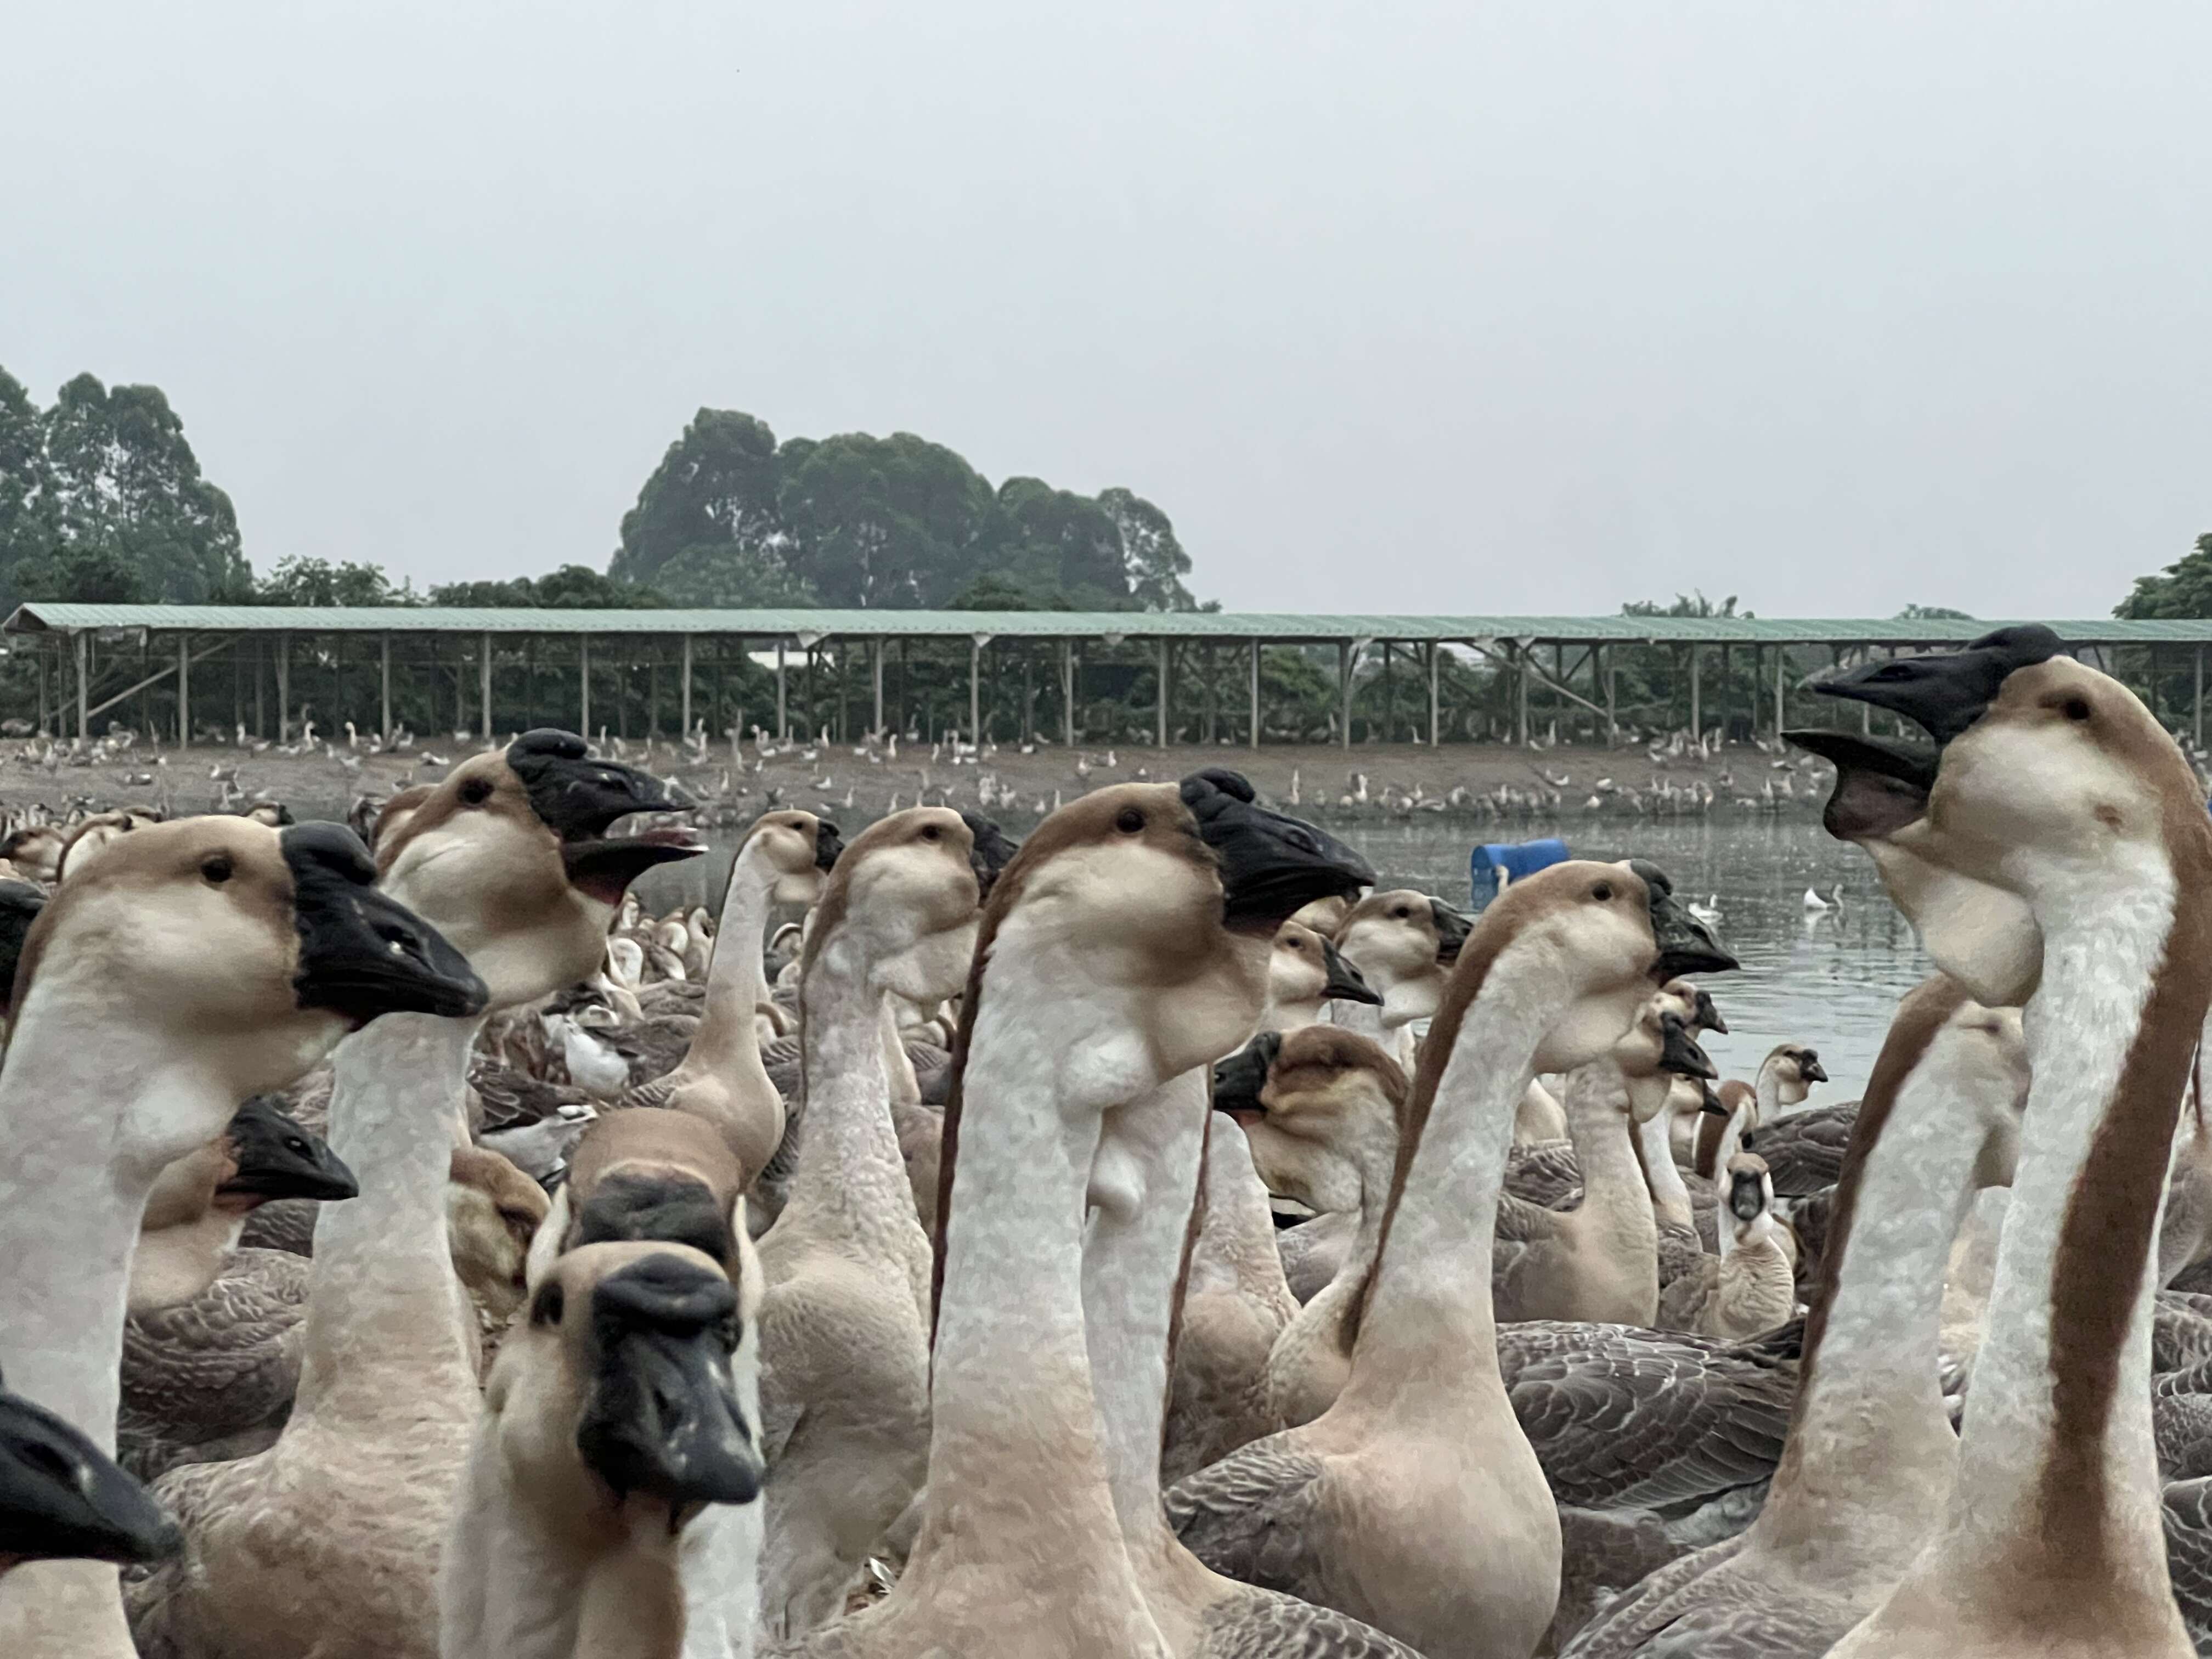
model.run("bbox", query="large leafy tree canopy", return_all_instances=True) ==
[612,408,1198,612]
[2115,534,2212,619]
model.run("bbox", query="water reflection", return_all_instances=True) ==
[642,815,1925,1106]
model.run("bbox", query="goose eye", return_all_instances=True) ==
[920,825,940,842]
[1591,882,1613,902]
[2063,697,2091,722]
[1115,809,1145,834]
[1392,906,1409,918]
[201,854,234,885]
[286,1137,310,1155]
[458,778,493,806]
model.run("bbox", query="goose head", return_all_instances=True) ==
[1333,889,1470,1004]
[216,1096,358,1207]
[1265,919,1381,1026]
[744,808,841,908]
[1763,1042,1828,1107]
[803,806,981,1006]
[0,824,66,886]
[1658,975,1729,1035]
[1611,1003,1720,1122]
[1725,1152,1777,1237]
[0,1364,179,1573]
[1459,857,1736,1074]
[53,810,151,883]
[494,1242,764,1523]
[12,817,484,1151]
[375,728,703,1009]
[447,1144,552,1336]
[1212,1025,1408,1215]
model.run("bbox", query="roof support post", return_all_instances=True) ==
[969,639,982,746]
[177,633,190,749]
[380,634,392,745]
[479,632,493,744]
[872,639,884,735]
[36,636,48,736]
[1249,639,1261,751]
[1062,639,1075,746]
[76,631,89,743]
[1339,640,1353,749]
[680,634,693,738]
[276,632,290,743]
[1604,644,1617,743]
[776,642,788,741]
[1428,641,1441,745]
[1689,645,1702,739]
[1773,646,1785,740]
[1156,639,1169,748]
[579,636,591,740]
[1514,641,1528,746]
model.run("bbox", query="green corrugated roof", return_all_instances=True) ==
[4,602,2202,646]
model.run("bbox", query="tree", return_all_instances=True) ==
[1098,487,1196,611]
[2115,535,2212,619]
[990,477,1126,607]
[36,374,248,603]
[1895,603,1976,620]
[1621,590,1752,619]
[610,409,790,592]
[0,369,54,601]
[256,556,416,606]
[429,565,668,608]
[776,431,1000,608]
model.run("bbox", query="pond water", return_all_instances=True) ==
[642,814,1928,1107]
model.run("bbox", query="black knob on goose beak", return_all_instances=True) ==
[1691,988,1728,1036]
[1813,624,2063,747]
[505,730,706,902]
[1784,729,1938,844]
[1212,1031,1283,1118]
[1319,936,1384,1007]
[574,1257,763,1510]
[1657,1012,1718,1080]
[0,1368,181,1567]
[814,820,845,872]
[1628,859,1738,979]
[219,1097,360,1204]
[281,823,488,1024]
[1181,769,1376,928]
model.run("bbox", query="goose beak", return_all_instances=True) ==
[958,812,1021,900]
[1211,1031,1282,1121]
[505,729,707,904]
[0,880,44,1015]
[576,1259,763,1511]
[282,823,488,1024]
[1692,988,1729,1035]
[1813,625,2063,746]
[1629,860,1739,978]
[0,1379,181,1566]
[1181,769,1375,929]
[1785,730,1937,843]
[1428,900,1472,966]
[1729,1170,1766,1221]
[814,820,844,871]
[1657,1013,1718,1080]
[1699,1083,1729,1117]
[219,1102,359,1204]
[1319,938,1383,1007]
[1801,1056,1829,1084]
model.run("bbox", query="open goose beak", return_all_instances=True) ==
[1657,1012,1718,1080]
[1813,624,2063,746]
[1181,769,1375,929]
[505,730,706,904]
[282,823,488,1024]
[0,1371,180,1566]
[219,1098,360,1204]
[1319,938,1383,1007]
[1628,859,1739,979]
[1212,1031,1283,1121]
[1785,729,1939,843]
[575,1257,763,1511]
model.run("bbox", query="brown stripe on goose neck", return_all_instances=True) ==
[1771,973,1967,1491]
[927,783,1199,1340]
[1342,894,1522,1351]
[2035,787,2212,1583]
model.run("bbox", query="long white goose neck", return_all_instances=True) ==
[297,1012,483,1422]
[0,1000,239,1445]
[1936,861,2209,1628]
[1564,1059,1651,1235]
[792,932,921,1263]
[909,943,1166,1650]
[674,837,779,1087]
[1633,1104,1693,1228]
[1342,934,1562,1409]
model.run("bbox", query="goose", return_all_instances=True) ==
[1686,895,1722,928]
[1214,1025,1409,1426]
[0,818,482,1659]
[1654,1155,1795,1340]
[0,1367,179,1577]
[445,1146,551,1359]
[1166,857,1734,1659]
[129,1098,358,1315]
[1738,1098,1859,1198]
[1800,885,1831,911]
[1261,917,1383,1032]
[619,810,841,1180]
[1330,887,1470,1065]
[753,807,980,1639]
[126,730,696,1659]
[1493,1005,1718,1327]
[1809,625,2204,1657]
[1566,974,2030,1656]
[440,1240,765,1659]
[1683,1043,1826,1174]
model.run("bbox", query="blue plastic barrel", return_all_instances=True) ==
[1469,838,1570,910]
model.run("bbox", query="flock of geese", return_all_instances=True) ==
[2,625,2212,1656]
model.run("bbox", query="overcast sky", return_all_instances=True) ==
[5,2,2208,618]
